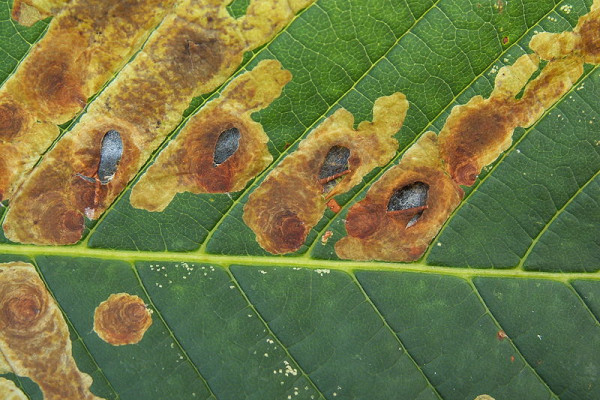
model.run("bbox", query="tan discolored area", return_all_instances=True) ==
[0,0,176,203]
[336,132,463,262]
[3,0,315,245]
[243,93,408,254]
[130,60,291,212]
[530,0,600,64]
[11,0,69,26]
[438,53,583,186]
[93,293,152,346]
[0,262,104,400]
[0,378,27,400]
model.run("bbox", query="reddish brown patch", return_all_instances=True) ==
[502,36,509,45]
[440,99,516,186]
[579,17,600,58]
[34,59,85,114]
[336,133,464,262]
[0,103,25,141]
[181,119,246,193]
[345,202,382,239]
[510,355,515,362]
[326,198,341,213]
[271,210,307,253]
[94,293,152,346]
[497,330,508,340]
[0,263,102,399]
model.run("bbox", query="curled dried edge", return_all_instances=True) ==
[0,262,104,400]
[93,293,152,346]
[3,0,315,245]
[243,93,408,254]
[129,59,291,212]
[0,0,177,201]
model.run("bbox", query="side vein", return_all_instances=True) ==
[129,263,218,400]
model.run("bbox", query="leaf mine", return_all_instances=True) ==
[93,293,152,346]
[243,93,409,254]
[0,0,177,202]
[336,132,463,262]
[3,0,315,244]
[0,262,104,400]
[129,59,291,212]
[438,53,584,186]
[0,377,27,400]
[530,0,600,64]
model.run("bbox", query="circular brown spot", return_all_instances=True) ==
[272,210,306,253]
[94,293,152,346]
[346,202,381,239]
[453,162,478,186]
[0,103,24,141]
[0,285,45,332]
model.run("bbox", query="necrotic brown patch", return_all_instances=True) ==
[336,132,463,262]
[0,262,104,400]
[0,103,25,141]
[244,93,408,254]
[93,293,152,346]
[129,59,291,212]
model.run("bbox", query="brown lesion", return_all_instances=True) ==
[3,116,140,244]
[243,93,409,254]
[0,262,104,400]
[336,132,463,262]
[130,59,291,212]
[3,0,315,244]
[93,293,152,346]
[439,53,584,186]
[530,0,600,64]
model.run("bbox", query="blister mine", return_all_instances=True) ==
[243,93,408,254]
[4,0,315,244]
[93,293,152,346]
[336,132,463,262]
[130,60,291,212]
[0,262,104,400]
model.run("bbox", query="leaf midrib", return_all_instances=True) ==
[2,243,598,282]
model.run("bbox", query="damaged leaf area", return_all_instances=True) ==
[0,0,174,201]
[129,59,291,212]
[11,0,68,26]
[0,377,27,400]
[2,0,314,244]
[0,262,103,400]
[336,132,463,262]
[438,53,584,186]
[243,93,408,254]
[93,293,152,346]
[530,0,600,63]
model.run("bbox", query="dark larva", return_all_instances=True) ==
[98,129,123,185]
[213,127,241,166]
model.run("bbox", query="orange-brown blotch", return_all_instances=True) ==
[336,132,463,262]
[0,262,104,400]
[93,293,152,346]
[243,93,409,254]
[130,59,291,212]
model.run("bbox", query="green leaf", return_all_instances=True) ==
[0,0,599,399]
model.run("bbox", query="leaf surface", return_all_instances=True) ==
[0,0,599,399]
